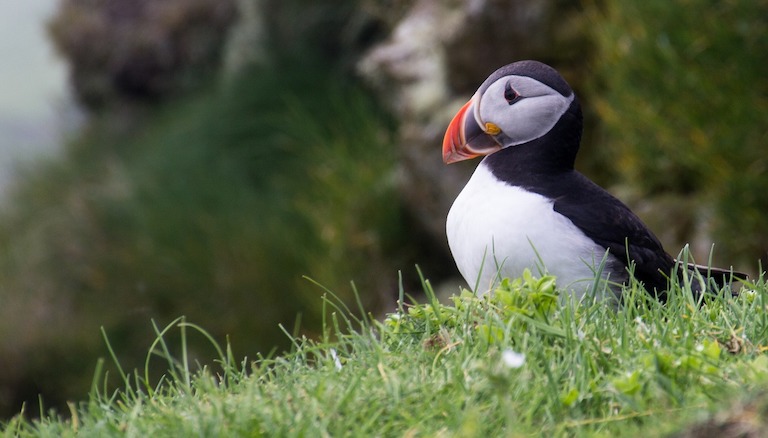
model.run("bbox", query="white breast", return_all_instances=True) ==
[446,163,623,299]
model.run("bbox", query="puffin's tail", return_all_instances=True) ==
[677,261,749,296]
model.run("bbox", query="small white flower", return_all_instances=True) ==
[635,316,649,334]
[695,343,704,352]
[501,349,526,369]
[577,329,586,341]
[330,348,342,371]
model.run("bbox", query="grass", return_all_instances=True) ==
[3,268,768,437]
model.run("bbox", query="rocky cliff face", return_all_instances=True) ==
[357,0,587,246]
[49,0,238,109]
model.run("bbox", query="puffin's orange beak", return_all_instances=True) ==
[442,99,502,164]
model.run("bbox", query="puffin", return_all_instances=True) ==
[443,60,744,300]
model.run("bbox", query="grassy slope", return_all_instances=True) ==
[3,269,768,437]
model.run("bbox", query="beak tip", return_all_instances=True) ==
[442,136,457,164]
[442,149,460,164]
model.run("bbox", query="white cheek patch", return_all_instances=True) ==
[477,76,574,146]
[501,94,572,144]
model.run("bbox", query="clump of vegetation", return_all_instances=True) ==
[587,0,768,268]
[3,272,768,436]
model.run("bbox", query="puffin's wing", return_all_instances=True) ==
[548,173,675,294]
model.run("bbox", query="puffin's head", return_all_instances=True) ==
[443,60,576,164]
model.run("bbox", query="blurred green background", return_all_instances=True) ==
[0,0,765,419]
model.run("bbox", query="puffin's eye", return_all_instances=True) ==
[504,81,521,104]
